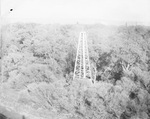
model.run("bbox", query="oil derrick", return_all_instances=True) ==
[73,32,92,82]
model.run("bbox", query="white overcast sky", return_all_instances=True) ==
[1,0,150,25]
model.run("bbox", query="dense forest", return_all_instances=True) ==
[0,23,150,119]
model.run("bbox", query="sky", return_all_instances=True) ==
[1,0,150,25]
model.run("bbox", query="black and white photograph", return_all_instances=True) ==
[0,0,150,119]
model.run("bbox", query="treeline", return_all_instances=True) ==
[0,23,150,119]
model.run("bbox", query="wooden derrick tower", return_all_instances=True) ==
[73,32,92,82]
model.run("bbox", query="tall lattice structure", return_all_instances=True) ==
[73,32,92,80]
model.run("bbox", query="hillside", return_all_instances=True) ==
[0,23,150,119]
